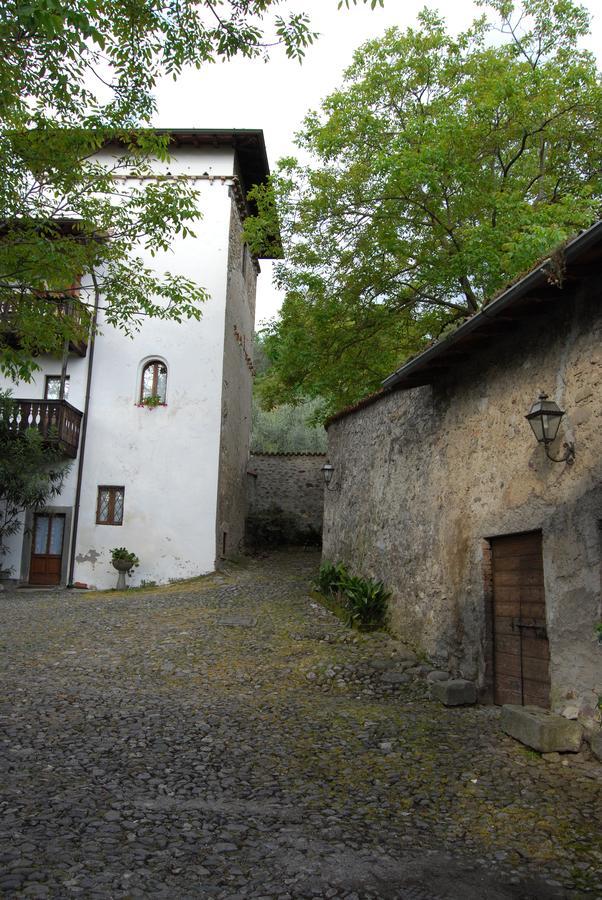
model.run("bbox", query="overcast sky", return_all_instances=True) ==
[153,0,602,326]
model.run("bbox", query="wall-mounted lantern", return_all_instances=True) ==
[525,393,575,465]
[321,462,338,492]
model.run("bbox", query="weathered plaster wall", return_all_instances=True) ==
[246,453,326,547]
[324,280,602,721]
[215,196,258,560]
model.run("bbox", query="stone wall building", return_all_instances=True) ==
[246,452,326,548]
[323,222,602,727]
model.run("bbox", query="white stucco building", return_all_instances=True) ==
[0,130,272,589]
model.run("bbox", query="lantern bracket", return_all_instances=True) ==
[544,440,575,466]
[321,462,339,492]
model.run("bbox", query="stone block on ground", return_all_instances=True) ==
[500,705,583,753]
[430,679,476,706]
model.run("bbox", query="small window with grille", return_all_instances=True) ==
[96,486,125,525]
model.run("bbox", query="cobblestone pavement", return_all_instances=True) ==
[1,551,601,900]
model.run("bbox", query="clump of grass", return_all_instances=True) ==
[315,561,390,629]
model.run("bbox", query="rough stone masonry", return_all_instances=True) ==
[246,452,326,548]
[323,270,602,729]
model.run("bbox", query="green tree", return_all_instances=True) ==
[245,0,602,416]
[0,390,70,568]
[0,0,380,381]
[251,333,326,451]
[251,395,327,452]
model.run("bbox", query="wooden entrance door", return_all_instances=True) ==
[491,531,550,708]
[29,513,65,585]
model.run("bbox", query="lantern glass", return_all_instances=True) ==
[526,394,564,444]
[321,463,334,485]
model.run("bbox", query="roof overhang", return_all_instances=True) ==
[107,128,281,258]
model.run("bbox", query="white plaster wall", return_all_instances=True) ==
[1,145,240,588]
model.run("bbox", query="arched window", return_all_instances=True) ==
[140,360,167,404]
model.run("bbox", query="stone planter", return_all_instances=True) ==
[112,557,133,590]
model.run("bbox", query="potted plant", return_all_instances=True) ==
[110,547,139,589]
[138,395,165,409]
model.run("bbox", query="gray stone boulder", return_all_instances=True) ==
[426,670,449,683]
[381,671,411,685]
[501,705,583,753]
[430,679,477,706]
[406,664,430,679]
[389,643,417,664]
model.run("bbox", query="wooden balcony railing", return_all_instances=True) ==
[6,399,83,458]
[0,296,89,357]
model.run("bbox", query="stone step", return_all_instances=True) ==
[501,705,583,753]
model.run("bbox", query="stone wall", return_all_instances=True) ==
[324,279,602,724]
[215,196,257,560]
[246,453,326,548]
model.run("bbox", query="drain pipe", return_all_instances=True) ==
[67,272,100,586]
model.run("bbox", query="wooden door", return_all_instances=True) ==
[29,513,65,585]
[491,531,550,708]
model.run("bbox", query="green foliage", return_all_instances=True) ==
[0,129,209,381]
[251,333,327,451]
[0,390,70,567]
[341,574,390,627]
[595,622,602,644]
[251,395,327,452]
[245,0,602,416]
[315,560,390,628]
[0,0,378,381]
[315,560,349,596]
[110,547,139,568]
[138,394,165,409]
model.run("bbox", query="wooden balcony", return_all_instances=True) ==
[0,297,89,357]
[7,399,83,458]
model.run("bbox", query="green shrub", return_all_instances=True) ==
[110,547,139,568]
[342,574,390,627]
[315,561,389,629]
[315,561,348,596]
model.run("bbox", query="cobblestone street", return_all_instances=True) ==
[1,551,601,899]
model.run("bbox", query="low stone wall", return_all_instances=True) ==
[246,453,326,548]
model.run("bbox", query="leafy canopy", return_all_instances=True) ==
[0,0,380,381]
[251,334,326,451]
[245,0,602,417]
